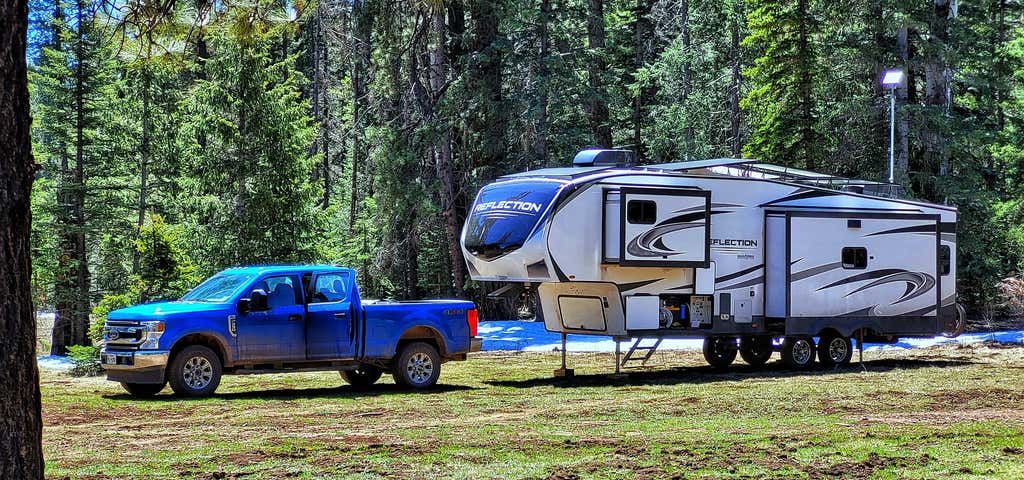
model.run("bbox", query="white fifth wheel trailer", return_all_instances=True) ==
[460,150,964,372]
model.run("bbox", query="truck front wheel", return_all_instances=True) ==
[392,342,441,389]
[341,365,382,388]
[168,345,222,397]
[120,381,166,397]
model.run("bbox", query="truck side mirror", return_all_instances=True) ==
[241,289,268,313]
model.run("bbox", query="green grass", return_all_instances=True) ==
[41,344,1024,479]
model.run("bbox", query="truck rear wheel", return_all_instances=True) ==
[739,336,774,366]
[120,381,166,397]
[782,336,816,369]
[702,336,738,370]
[392,342,441,389]
[168,345,222,397]
[817,334,852,367]
[341,365,382,388]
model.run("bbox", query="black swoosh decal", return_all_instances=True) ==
[817,269,905,291]
[760,188,837,206]
[719,276,765,291]
[716,264,764,283]
[865,224,938,237]
[791,262,843,282]
[618,278,663,292]
[844,271,936,304]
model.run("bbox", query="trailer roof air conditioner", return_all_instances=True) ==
[573,149,635,168]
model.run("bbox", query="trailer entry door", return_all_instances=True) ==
[618,187,711,267]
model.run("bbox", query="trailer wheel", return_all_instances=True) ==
[341,365,383,387]
[167,345,222,397]
[702,336,738,370]
[120,381,166,397]
[781,336,816,369]
[392,342,441,389]
[817,334,852,367]
[739,336,773,366]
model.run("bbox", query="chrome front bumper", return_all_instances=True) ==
[100,348,170,370]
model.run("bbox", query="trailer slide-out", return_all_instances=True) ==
[460,149,964,373]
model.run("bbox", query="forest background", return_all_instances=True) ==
[26,0,1024,354]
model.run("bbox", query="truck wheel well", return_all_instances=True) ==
[170,334,229,367]
[397,326,446,356]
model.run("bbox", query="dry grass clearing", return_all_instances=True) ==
[41,343,1024,479]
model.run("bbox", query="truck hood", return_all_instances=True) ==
[107,301,230,321]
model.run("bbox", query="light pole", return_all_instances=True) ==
[881,69,904,184]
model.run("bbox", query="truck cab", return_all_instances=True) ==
[101,265,480,397]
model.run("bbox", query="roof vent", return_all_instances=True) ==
[573,149,635,168]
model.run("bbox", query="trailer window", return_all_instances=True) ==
[627,200,657,224]
[841,247,867,269]
[939,245,951,276]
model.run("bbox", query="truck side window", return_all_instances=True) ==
[939,245,951,276]
[254,276,300,308]
[627,200,656,224]
[841,247,867,269]
[311,273,348,303]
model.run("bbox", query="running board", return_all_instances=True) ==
[620,338,663,367]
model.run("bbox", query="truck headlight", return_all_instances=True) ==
[139,321,165,349]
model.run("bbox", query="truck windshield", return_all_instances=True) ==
[464,180,564,260]
[181,273,255,303]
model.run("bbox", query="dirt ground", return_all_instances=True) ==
[38,341,1024,479]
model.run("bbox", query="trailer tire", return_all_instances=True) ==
[120,381,166,397]
[341,365,383,388]
[817,334,852,367]
[392,342,441,389]
[702,336,738,370]
[167,345,222,397]
[739,336,773,366]
[781,336,816,369]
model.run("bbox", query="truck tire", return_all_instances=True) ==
[167,345,222,397]
[120,381,166,397]
[341,365,382,388]
[392,342,441,389]
[739,336,774,367]
[702,336,737,370]
[817,334,852,367]
[781,336,816,369]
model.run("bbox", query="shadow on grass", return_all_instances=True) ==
[103,383,478,402]
[484,358,979,389]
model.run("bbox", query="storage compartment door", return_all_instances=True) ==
[625,295,660,330]
[620,187,710,267]
[538,282,626,336]
[764,214,787,317]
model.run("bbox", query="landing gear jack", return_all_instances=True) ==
[553,332,574,378]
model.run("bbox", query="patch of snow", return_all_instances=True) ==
[478,320,1024,353]
[37,355,74,371]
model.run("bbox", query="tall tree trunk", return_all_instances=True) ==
[72,0,90,349]
[729,1,742,157]
[0,0,45,474]
[468,0,506,171]
[350,0,372,231]
[50,2,76,355]
[796,0,815,171]
[586,0,612,148]
[679,0,692,153]
[632,0,653,160]
[895,26,912,184]
[134,66,151,274]
[536,0,551,167]
[431,5,466,296]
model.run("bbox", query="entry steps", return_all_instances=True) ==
[619,338,663,367]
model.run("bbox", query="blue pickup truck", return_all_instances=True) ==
[100,265,481,397]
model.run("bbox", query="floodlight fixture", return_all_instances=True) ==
[881,69,904,89]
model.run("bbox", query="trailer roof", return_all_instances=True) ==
[644,158,757,171]
[502,166,613,179]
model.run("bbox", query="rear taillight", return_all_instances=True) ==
[467,308,478,337]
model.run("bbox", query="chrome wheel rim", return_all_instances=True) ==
[183,356,213,390]
[792,339,812,365]
[829,338,849,362]
[406,352,434,385]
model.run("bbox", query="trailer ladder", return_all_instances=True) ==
[619,338,663,367]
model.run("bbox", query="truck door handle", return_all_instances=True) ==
[288,314,302,322]
[334,312,347,318]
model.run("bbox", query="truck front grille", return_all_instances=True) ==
[104,320,145,350]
